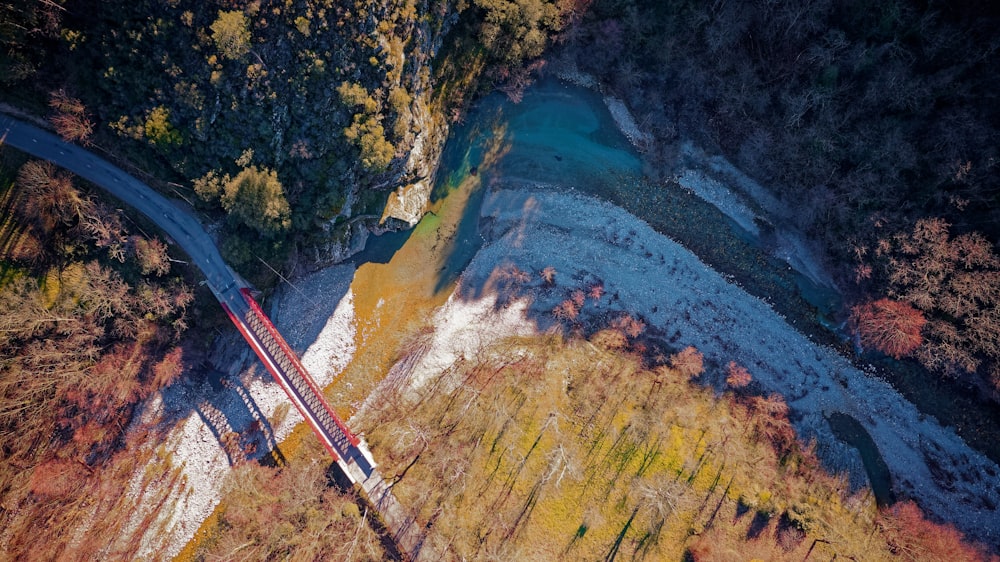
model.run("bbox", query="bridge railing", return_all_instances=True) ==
[238,289,361,449]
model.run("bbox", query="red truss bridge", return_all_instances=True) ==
[221,288,426,557]
[221,289,376,478]
[1,115,427,559]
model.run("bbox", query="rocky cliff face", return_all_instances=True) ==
[310,3,457,266]
[380,91,449,227]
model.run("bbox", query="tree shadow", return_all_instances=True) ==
[193,371,285,466]
[734,498,752,521]
[826,411,896,507]
[428,115,512,296]
[428,96,508,205]
[562,522,589,556]
[432,177,491,294]
[605,507,639,562]
[151,264,355,467]
[745,510,772,540]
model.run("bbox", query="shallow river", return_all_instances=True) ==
[374,77,1000,465]
[435,79,842,334]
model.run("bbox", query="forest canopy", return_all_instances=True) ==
[0,152,191,557]
[558,0,1000,396]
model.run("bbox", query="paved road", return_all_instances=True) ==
[0,114,362,461]
[1,116,431,558]
[0,116,249,316]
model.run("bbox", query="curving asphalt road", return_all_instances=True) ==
[0,115,250,316]
[0,115,432,557]
[0,114,362,461]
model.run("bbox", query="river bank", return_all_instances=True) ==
[354,75,1000,548]
[363,182,1000,549]
[538,70,1000,465]
[115,74,1000,557]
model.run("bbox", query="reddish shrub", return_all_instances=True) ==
[29,459,87,498]
[610,314,645,338]
[726,361,752,388]
[50,112,94,144]
[745,394,796,456]
[851,298,926,359]
[49,90,93,144]
[131,236,170,276]
[552,300,579,321]
[588,283,605,301]
[495,264,531,284]
[540,266,557,285]
[151,346,185,390]
[670,346,704,378]
[879,501,993,561]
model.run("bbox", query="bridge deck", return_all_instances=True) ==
[221,290,360,464]
[223,289,429,558]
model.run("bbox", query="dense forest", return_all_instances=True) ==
[3,0,1000,558]
[0,149,193,557]
[551,0,1000,400]
[4,0,458,275]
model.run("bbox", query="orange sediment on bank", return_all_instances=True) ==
[174,133,505,560]
[172,506,220,562]
[328,171,482,420]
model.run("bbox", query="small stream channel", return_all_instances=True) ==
[363,77,1000,479]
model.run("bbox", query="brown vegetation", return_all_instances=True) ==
[540,265,557,285]
[587,281,604,300]
[49,89,93,145]
[877,501,994,562]
[0,157,192,557]
[609,312,645,339]
[3,436,187,560]
[551,297,580,321]
[356,333,994,560]
[865,219,1000,390]
[191,461,384,561]
[725,361,753,389]
[670,346,704,379]
[850,298,927,360]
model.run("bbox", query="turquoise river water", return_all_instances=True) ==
[366,77,1000,467]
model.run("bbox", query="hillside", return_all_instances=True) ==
[557,0,1000,400]
[2,0,1000,559]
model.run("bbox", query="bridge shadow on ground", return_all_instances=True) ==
[145,351,287,468]
[193,369,286,466]
[150,264,357,468]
